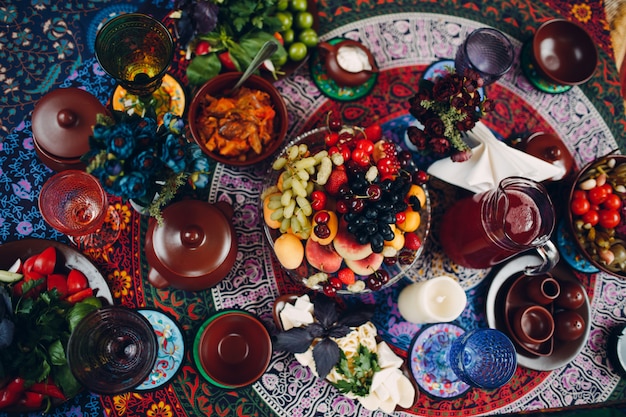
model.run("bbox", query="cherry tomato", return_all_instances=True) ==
[588,186,609,205]
[572,190,587,200]
[582,210,599,226]
[570,197,590,216]
[603,194,623,211]
[599,209,621,229]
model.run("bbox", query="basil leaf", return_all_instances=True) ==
[313,295,339,328]
[273,327,315,353]
[312,337,341,380]
[67,302,98,332]
[187,53,222,86]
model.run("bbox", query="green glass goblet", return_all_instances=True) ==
[95,13,174,99]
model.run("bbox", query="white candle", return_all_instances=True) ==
[398,275,467,324]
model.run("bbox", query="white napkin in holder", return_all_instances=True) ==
[426,122,565,193]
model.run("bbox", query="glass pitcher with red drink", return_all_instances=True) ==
[439,177,559,274]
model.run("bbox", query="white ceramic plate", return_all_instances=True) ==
[485,254,591,371]
[0,238,113,304]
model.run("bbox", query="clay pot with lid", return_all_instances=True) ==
[32,88,107,171]
[318,39,378,87]
[145,200,238,291]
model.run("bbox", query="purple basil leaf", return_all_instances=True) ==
[192,1,219,34]
[313,295,339,328]
[313,338,341,379]
[273,327,314,353]
[338,305,374,327]
[306,322,324,338]
[327,324,351,339]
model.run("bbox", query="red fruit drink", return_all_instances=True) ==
[439,178,554,269]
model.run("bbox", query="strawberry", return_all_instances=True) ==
[337,268,356,285]
[404,232,422,250]
[324,166,348,196]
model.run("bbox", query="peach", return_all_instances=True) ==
[305,238,343,273]
[273,233,304,269]
[310,210,338,245]
[263,193,283,229]
[345,252,384,276]
[333,227,373,261]
[397,208,421,233]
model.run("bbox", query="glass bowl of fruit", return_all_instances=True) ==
[568,154,626,278]
[261,121,431,295]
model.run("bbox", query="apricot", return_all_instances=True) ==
[406,184,426,209]
[274,233,304,269]
[397,208,421,233]
[384,224,405,251]
[263,193,283,229]
[310,210,338,245]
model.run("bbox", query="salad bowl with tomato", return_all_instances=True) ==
[0,239,113,412]
[568,154,626,277]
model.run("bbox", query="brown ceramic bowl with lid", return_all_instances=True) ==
[32,88,107,171]
[145,199,238,291]
[532,19,598,86]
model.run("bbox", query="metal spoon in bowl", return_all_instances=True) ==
[231,41,279,91]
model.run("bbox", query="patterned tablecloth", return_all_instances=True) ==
[1,0,626,416]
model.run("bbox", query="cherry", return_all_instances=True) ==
[314,211,330,224]
[383,256,398,266]
[413,170,429,185]
[314,224,331,239]
[328,277,343,290]
[311,190,327,211]
[366,184,382,201]
[327,112,342,132]
[376,270,390,284]
[336,200,349,214]
[323,283,338,296]
[349,197,365,213]
[366,275,383,291]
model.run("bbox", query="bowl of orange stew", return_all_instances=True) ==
[188,72,289,166]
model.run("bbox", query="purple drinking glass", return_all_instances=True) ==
[455,28,514,85]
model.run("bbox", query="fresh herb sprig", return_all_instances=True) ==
[331,344,381,397]
[273,295,374,379]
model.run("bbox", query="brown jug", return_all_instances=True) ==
[318,39,378,87]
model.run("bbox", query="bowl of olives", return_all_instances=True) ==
[568,154,626,278]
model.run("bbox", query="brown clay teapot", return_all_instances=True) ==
[318,39,378,87]
[145,199,238,291]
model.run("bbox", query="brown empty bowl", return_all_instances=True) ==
[532,19,598,86]
[187,72,288,166]
[193,310,272,388]
[512,305,555,345]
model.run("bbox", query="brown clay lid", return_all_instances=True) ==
[146,200,237,287]
[517,132,574,181]
[32,88,106,159]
